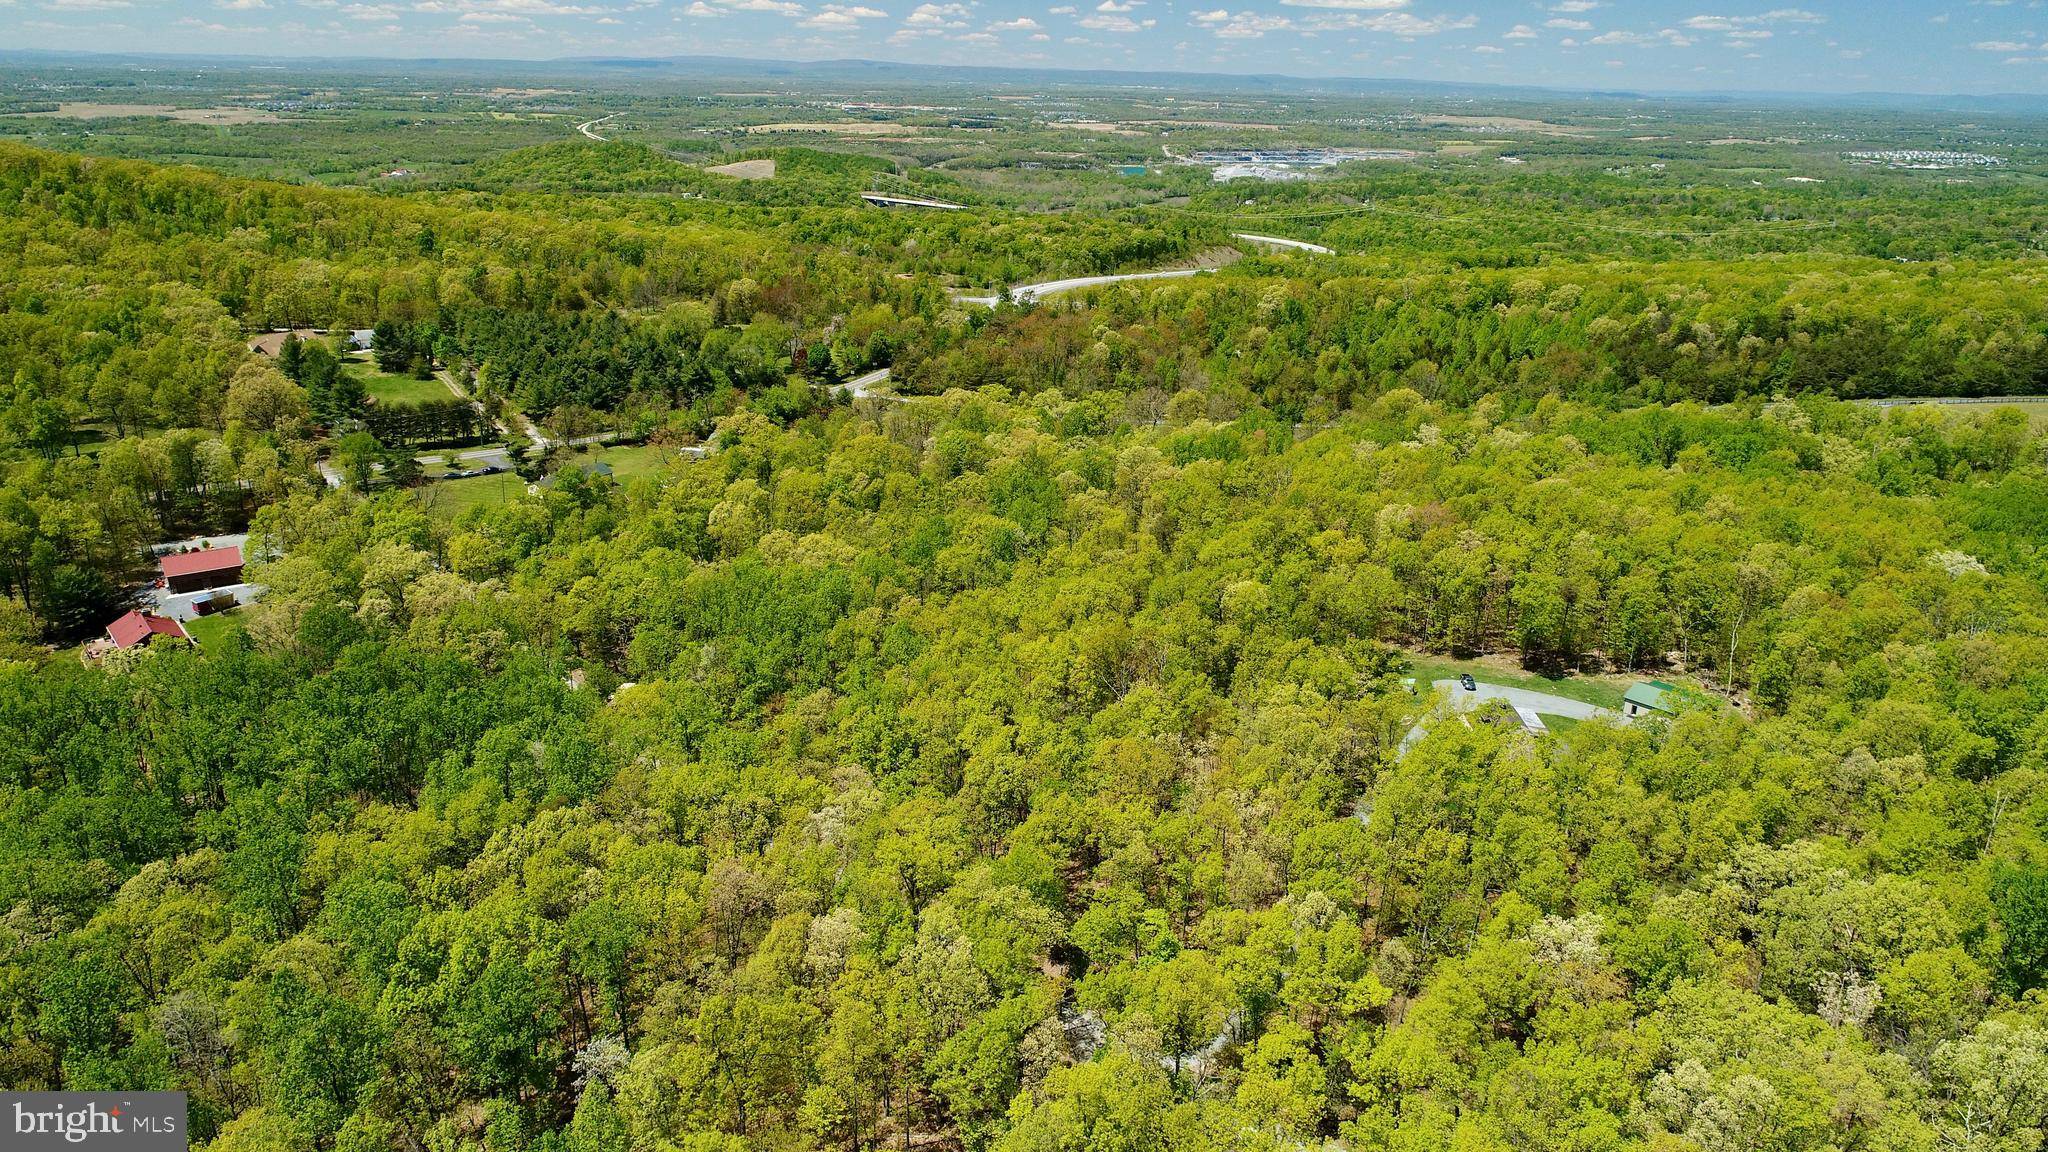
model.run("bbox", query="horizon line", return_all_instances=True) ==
[3,46,2046,106]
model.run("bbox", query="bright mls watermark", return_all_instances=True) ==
[4,1093,186,1151]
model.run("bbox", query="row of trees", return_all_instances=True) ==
[8,139,2045,495]
[358,398,482,449]
[900,260,2048,418]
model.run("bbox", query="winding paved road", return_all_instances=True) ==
[845,367,894,398]
[1357,679,1614,828]
[1008,267,1215,303]
[958,267,1217,308]
[1435,679,1609,722]
[1233,232,1334,255]
[1383,679,1615,785]
[959,234,1322,308]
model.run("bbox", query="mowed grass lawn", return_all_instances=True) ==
[419,470,527,519]
[573,443,677,480]
[1403,651,1631,710]
[344,356,452,406]
[185,611,244,648]
[417,443,691,519]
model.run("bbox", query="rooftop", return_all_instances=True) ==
[1624,680,1678,713]
[160,546,243,579]
[107,610,190,650]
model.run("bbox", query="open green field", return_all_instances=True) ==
[345,356,451,406]
[571,442,681,480]
[418,470,528,519]
[415,442,688,519]
[1402,651,1632,710]
[184,611,244,648]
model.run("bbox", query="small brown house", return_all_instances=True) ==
[161,546,244,594]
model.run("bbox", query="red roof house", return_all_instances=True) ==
[107,610,191,650]
[160,546,244,594]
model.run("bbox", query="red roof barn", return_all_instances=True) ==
[107,611,191,650]
[160,546,244,594]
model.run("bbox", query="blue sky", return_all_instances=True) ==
[9,0,2048,94]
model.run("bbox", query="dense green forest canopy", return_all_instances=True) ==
[1,70,2047,1152]
[4,385,2048,1152]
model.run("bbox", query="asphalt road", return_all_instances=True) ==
[1232,232,1334,255]
[845,367,894,398]
[958,234,1320,306]
[1435,679,1609,721]
[1383,679,1615,778]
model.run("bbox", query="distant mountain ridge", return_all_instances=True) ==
[4,47,2048,111]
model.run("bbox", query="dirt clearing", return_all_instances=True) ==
[17,104,281,124]
[704,158,776,180]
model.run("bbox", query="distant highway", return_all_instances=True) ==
[577,113,619,141]
[1864,395,2048,409]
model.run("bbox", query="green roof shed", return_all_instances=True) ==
[1623,680,1679,718]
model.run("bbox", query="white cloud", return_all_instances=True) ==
[1590,26,1693,46]
[1047,3,1075,11]
[1078,11,1151,30]
[214,0,268,9]
[800,2,885,25]
[1682,9,1823,32]
[1471,42,1501,51]
[1544,17,1589,29]
[1193,7,1290,36]
[682,1,721,14]
[1095,0,1139,12]
[1276,0,1406,8]
[1551,0,1598,9]
[1587,8,1820,49]
[905,1,965,23]
[719,0,803,13]
[1301,9,1472,33]
[413,0,609,15]
[1972,38,2030,50]
[988,15,1037,28]
[1503,22,1535,37]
